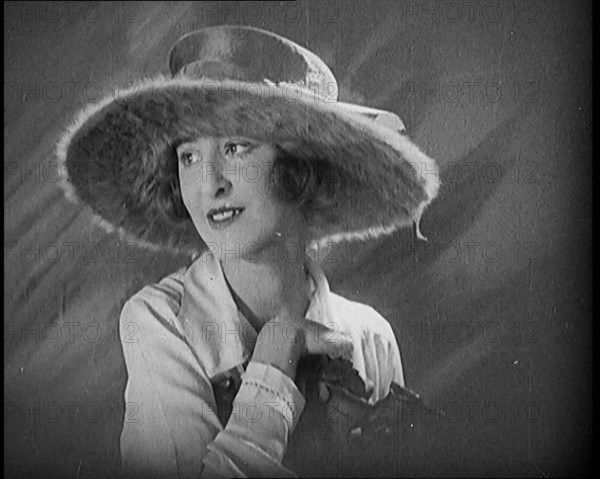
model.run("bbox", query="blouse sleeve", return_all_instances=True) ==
[118,286,306,478]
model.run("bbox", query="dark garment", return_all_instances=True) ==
[212,355,429,477]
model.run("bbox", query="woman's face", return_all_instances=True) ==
[177,136,305,260]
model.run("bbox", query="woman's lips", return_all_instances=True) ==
[206,206,245,230]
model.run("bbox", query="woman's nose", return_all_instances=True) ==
[214,174,232,198]
[209,160,233,199]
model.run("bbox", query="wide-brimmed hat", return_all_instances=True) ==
[57,25,440,256]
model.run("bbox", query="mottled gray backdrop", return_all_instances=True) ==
[4,1,592,477]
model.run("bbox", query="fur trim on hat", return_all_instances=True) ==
[57,75,440,257]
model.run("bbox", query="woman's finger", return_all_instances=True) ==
[300,320,354,360]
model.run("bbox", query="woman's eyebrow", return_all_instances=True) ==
[174,141,198,152]
[222,136,255,144]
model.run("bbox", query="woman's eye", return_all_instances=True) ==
[224,142,253,157]
[178,151,200,167]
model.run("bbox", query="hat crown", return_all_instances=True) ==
[168,25,339,100]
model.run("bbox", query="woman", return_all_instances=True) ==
[57,26,439,478]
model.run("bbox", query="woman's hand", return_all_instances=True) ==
[251,314,353,381]
[251,314,305,379]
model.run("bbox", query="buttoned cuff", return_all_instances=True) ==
[220,361,306,464]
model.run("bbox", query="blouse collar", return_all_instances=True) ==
[176,252,335,380]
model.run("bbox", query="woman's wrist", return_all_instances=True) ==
[251,322,305,381]
[251,345,301,380]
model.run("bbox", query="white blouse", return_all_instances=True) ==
[119,252,404,477]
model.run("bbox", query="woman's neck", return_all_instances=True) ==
[220,243,311,332]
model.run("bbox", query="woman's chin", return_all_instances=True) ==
[213,232,305,265]
[206,231,264,263]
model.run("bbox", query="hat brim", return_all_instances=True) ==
[57,75,440,256]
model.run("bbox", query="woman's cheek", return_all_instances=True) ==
[188,199,205,224]
[179,178,198,207]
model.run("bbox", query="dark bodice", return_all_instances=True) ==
[211,356,431,477]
